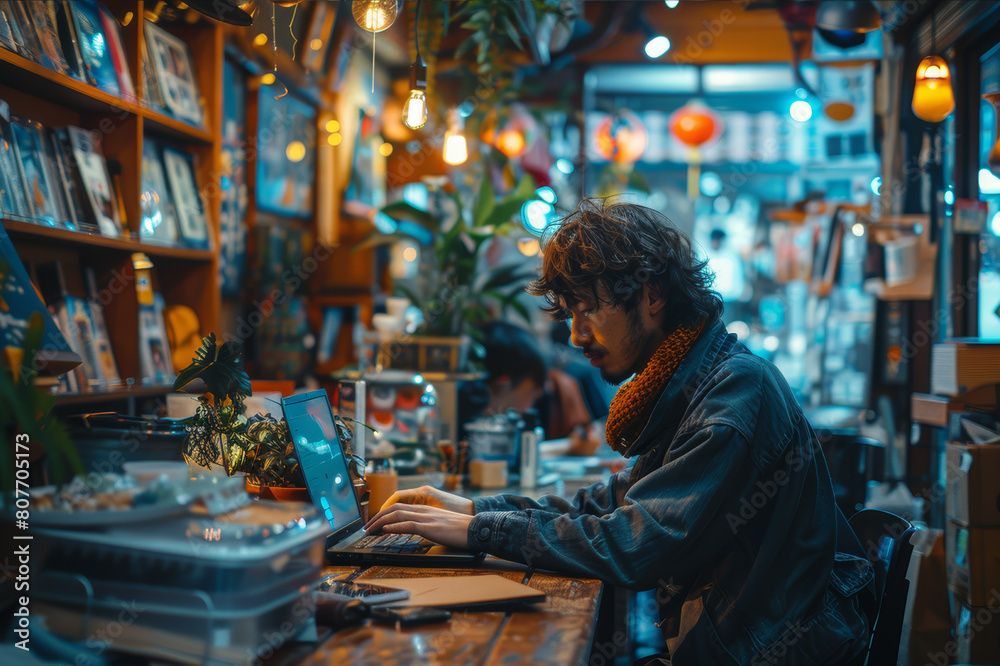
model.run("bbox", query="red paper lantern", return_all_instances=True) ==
[594,110,647,163]
[670,102,720,148]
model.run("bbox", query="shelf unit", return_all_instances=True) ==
[1,0,222,406]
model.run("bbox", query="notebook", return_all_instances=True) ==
[281,390,483,566]
[357,574,545,609]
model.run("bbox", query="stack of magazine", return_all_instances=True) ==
[0,1,205,127]
[0,99,210,248]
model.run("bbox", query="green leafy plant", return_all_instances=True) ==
[174,334,367,488]
[0,313,81,495]
[355,174,540,338]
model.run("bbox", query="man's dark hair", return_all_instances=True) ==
[527,198,723,332]
[478,321,547,388]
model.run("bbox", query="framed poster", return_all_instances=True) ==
[144,20,203,126]
[255,86,315,218]
[220,56,248,297]
[162,147,209,249]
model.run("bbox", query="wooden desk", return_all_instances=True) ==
[301,561,603,665]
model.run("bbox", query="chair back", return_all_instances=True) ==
[848,508,918,665]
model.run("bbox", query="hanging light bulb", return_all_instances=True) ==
[443,109,467,165]
[352,0,399,33]
[402,1,428,131]
[402,82,428,130]
[912,55,955,122]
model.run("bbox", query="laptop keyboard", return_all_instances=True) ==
[350,533,433,554]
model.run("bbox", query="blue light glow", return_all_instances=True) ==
[789,100,812,122]
[870,177,881,196]
[522,200,556,235]
[535,186,556,204]
[699,172,723,197]
[645,36,671,59]
[556,158,574,174]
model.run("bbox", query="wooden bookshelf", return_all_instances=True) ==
[54,385,174,406]
[1,1,222,408]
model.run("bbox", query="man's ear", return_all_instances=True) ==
[646,283,667,318]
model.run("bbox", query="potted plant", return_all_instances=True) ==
[0,313,81,499]
[355,174,539,372]
[173,334,365,501]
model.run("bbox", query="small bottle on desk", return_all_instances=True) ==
[520,409,543,488]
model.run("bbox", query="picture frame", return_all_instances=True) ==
[139,141,180,244]
[144,20,203,127]
[139,294,172,386]
[301,2,335,73]
[66,126,121,237]
[162,147,209,249]
[255,87,315,218]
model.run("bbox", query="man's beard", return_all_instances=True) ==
[600,308,652,385]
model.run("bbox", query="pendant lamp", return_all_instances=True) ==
[402,0,427,130]
[911,11,954,123]
[352,0,399,33]
[669,101,721,199]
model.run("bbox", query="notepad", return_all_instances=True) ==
[356,575,545,608]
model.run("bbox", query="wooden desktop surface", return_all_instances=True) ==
[300,559,603,665]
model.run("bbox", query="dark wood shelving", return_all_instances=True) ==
[54,385,174,406]
[2,219,214,261]
[0,48,142,118]
[141,107,213,144]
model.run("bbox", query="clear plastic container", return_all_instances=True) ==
[35,501,328,596]
[33,501,329,664]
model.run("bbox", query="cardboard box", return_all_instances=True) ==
[954,595,1000,665]
[946,442,1000,527]
[946,520,1000,606]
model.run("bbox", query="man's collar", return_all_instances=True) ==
[619,319,734,458]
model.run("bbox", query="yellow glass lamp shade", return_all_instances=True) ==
[402,90,428,130]
[352,0,399,33]
[912,56,955,123]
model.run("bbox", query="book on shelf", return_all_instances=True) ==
[0,101,33,220]
[0,224,81,378]
[3,0,51,70]
[68,0,121,95]
[96,2,134,100]
[65,125,122,237]
[139,293,173,386]
[139,140,180,244]
[931,338,1000,397]
[0,1,18,53]
[84,267,121,387]
[162,146,209,248]
[54,0,87,82]
[911,387,999,427]
[140,36,167,115]
[8,116,63,227]
[26,1,74,78]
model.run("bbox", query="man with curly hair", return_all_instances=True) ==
[366,199,874,665]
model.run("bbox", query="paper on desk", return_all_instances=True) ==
[356,574,545,608]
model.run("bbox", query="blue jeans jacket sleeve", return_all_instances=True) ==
[467,424,751,589]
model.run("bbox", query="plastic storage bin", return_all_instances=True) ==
[33,501,328,664]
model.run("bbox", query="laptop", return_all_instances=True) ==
[281,390,484,566]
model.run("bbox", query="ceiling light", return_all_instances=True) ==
[644,35,670,59]
[789,100,812,122]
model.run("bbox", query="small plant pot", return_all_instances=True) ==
[245,479,311,503]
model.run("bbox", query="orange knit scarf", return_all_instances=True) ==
[605,321,704,454]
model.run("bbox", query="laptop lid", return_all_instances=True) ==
[282,390,363,543]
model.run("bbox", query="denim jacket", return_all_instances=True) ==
[468,320,874,665]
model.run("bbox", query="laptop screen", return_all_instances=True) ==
[282,390,361,533]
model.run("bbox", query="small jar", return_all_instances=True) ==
[365,457,398,519]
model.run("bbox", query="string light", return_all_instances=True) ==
[402,0,428,130]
